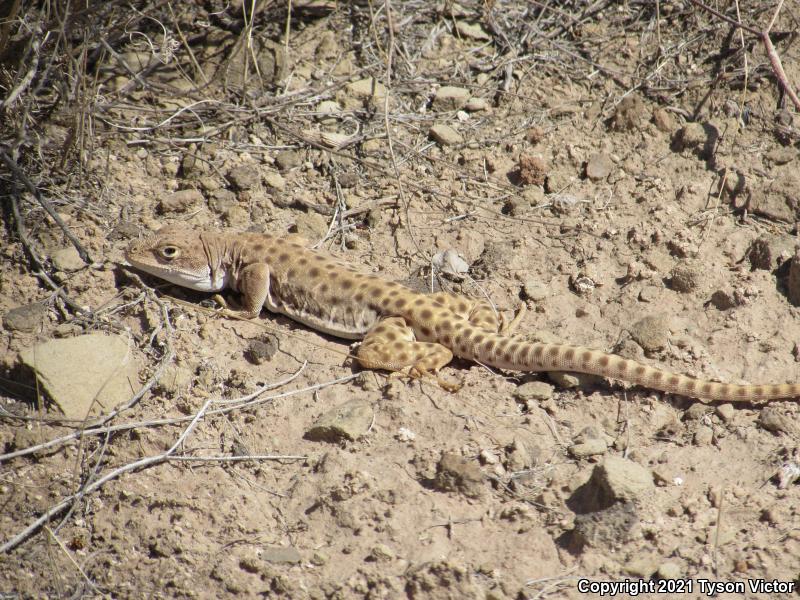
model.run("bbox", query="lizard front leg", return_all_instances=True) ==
[227,263,273,319]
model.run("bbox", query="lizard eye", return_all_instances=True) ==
[160,246,180,260]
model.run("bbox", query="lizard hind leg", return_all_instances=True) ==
[356,317,457,390]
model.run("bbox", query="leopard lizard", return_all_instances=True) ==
[125,225,800,402]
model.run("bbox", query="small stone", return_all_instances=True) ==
[291,212,328,241]
[429,124,463,146]
[454,21,491,40]
[513,381,554,403]
[669,264,701,293]
[611,94,647,131]
[464,97,489,112]
[432,452,484,499]
[261,546,301,564]
[521,279,548,302]
[338,172,358,188]
[3,302,47,333]
[570,502,639,550]
[710,289,737,310]
[158,189,203,213]
[758,407,793,434]
[715,403,735,422]
[569,438,608,458]
[51,247,85,272]
[693,425,714,446]
[316,100,342,124]
[516,154,547,186]
[275,150,302,171]
[652,108,675,132]
[787,248,800,306]
[624,555,659,578]
[344,77,387,100]
[584,153,613,181]
[629,314,670,353]
[154,364,193,396]
[305,400,374,442]
[227,165,260,191]
[578,455,654,509]
[548,372,581,388]
[263,172,286,191]
[672,122,717,158]
[433,86,471,111]
[657,562,682,580]
[525,126,545,144]
[684,404,712,422]
[246,336,279,365]
[369,544,395,562]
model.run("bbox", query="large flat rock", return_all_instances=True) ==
[20,333,141,419]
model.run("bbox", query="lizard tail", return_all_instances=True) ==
[452,327,800,402]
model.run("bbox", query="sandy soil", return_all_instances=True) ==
[1,1,799,598]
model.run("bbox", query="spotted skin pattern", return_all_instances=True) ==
[125,226,800,402]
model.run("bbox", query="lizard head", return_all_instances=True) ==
[125,225,227,291]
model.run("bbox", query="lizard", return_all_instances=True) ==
[125,225,800,403]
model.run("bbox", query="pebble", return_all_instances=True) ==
[433,86,470,111]
[51,246,85,272]
[715,403,735,422]
[304,400,374,442]
[669,264,701,293]
[693,425,714,446]
[657,562,682,580]
[516,154,547,186]
[584,153,613,181]
[344,77,387,100]
[158,188,203,213]
[652,107,675,132]
[454,21,491,40]
[429,124,463,146]
[465,97,489,112]
[261,546,301,564]
[227,165,260,190]
[570,502,639,550]
[246,336,279,365]
[758,407,793,434]
[521,279,548,302]
[432,452,484,499]
[263,171,286,191]
[569,438,608,458]
[275,150,302,171]
[629,314,670,353]
[589,455,654,506]
[3,302,48,333]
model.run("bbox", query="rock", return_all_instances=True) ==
[652,107,675,132]
[672,122,718,158]
[745,171,800,222]
[548,371,581,388]
[465,97,489,112]
[746,236,792,271]
[693,425,714,446]
[569,502,639,550]
[669,264,701,293]
[765,146,797,165]
[629,314,670,353]
[316,100,342,124]
[571,456,654,511]
[584,153,613,181]
[433,86,470,111]
[275,150,302,171]
[657,562,682,580]
[158,189,203,213]
[624,555,659,578]
[788,248,800,306]
[369,544,395,562]
[429,124,463,146]
[516,154,547,186]
[263,171,286,191]
[715,403,735,422]
[227,166,260,191]
[246,336,279,365]
[758,407,794,434]
[521,279,548,302]
[19,334,141,419]
[344,77,387,100]
[513,381,554,403]
[51,247,85,272]
[3,302,47,333]
[304,400,374,442]
[569,438,608,458]
[611,94,647,131]
[454,21,491,40]
[338,172,358,188]
[710,288,738,310]
[432,452,484,498]
[684,402,712,421]
[154,364,193,397]
[261,546,301,564]
[290,212,328,241]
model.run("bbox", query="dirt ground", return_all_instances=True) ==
[2,1,800,598]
